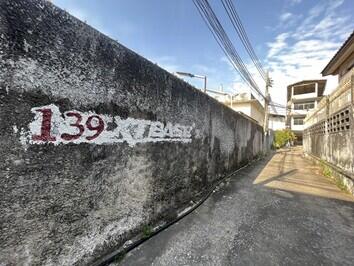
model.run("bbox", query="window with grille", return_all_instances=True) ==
[294,102,315,110]
[293,118,304,125]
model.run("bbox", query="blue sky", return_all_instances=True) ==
[52,0,353,109]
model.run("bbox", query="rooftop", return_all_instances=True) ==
[321,31,354,76]
[286,80,326,102]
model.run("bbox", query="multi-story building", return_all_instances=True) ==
[286,80,326,144]
[212,92,265,126]
[211,91,286,130]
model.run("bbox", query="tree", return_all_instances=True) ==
[273,129,297,149]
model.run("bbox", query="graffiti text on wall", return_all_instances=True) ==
[19,105,193,146]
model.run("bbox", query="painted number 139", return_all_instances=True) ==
[32,109,105,142]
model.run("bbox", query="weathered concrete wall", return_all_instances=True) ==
[303,109,354,194]
[0,0,269,265]
[303,71,354,194]
[304,76,354,179]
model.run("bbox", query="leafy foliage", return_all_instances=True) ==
[273,129,297,149]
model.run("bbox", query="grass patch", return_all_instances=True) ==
[335,178,347,192]
[320,160,332,178]
[319,160,349,193]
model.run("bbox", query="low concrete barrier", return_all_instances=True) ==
[0,0,270,264]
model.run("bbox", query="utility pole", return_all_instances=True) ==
[263,70,272,134]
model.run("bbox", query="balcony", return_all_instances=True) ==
[292,124,305,131]
[291,92,317,100]
[291,109,312,116]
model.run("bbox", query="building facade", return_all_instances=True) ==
[286,80,326,144]
[269,114,286,130]
[214,92,265,126]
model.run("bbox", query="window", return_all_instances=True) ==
[293,118,304,125]
[294,102,314,110]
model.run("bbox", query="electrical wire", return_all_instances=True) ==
[193,0,265,99]
[221,0,267,81]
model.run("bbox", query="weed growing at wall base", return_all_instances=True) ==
[320,160,350,193]
[142,225,153,238]
[320,160,332,178]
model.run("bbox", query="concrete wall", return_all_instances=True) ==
[0,0,270,265]
[304,116,354,175]
[303,70,354,193]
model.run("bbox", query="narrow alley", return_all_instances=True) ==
[118,148,354,265]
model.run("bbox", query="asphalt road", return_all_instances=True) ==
[115,148,354,266]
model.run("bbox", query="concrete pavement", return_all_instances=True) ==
[115,147,354,265]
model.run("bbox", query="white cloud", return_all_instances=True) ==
[267,33,290,58]
[265,0,353,107]
[280,12,293,22]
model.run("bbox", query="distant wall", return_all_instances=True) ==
[0,0,270,265]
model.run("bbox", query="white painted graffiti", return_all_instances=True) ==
[19,104,193,146]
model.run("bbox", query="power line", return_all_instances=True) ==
[195,0,259,91]
[221,0,267,81]
[269,102,307,115]
[193,0,265,99]
[193,0,289,111]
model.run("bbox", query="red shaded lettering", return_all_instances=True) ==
[85,115,104,140]
[32,108,56,141]
[61,112,84,140]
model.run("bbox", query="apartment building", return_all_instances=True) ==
[214,92,265,126]
[209,91,265,126]
[286,80,326,144]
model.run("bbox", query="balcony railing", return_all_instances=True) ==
[292,92,317,100]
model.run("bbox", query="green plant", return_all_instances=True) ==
[320,160,332,178]
[273,129,297,149]
[319,161,349,193]
[142,225,152,238]
[335,178,347,191]
[322,165,332,178]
